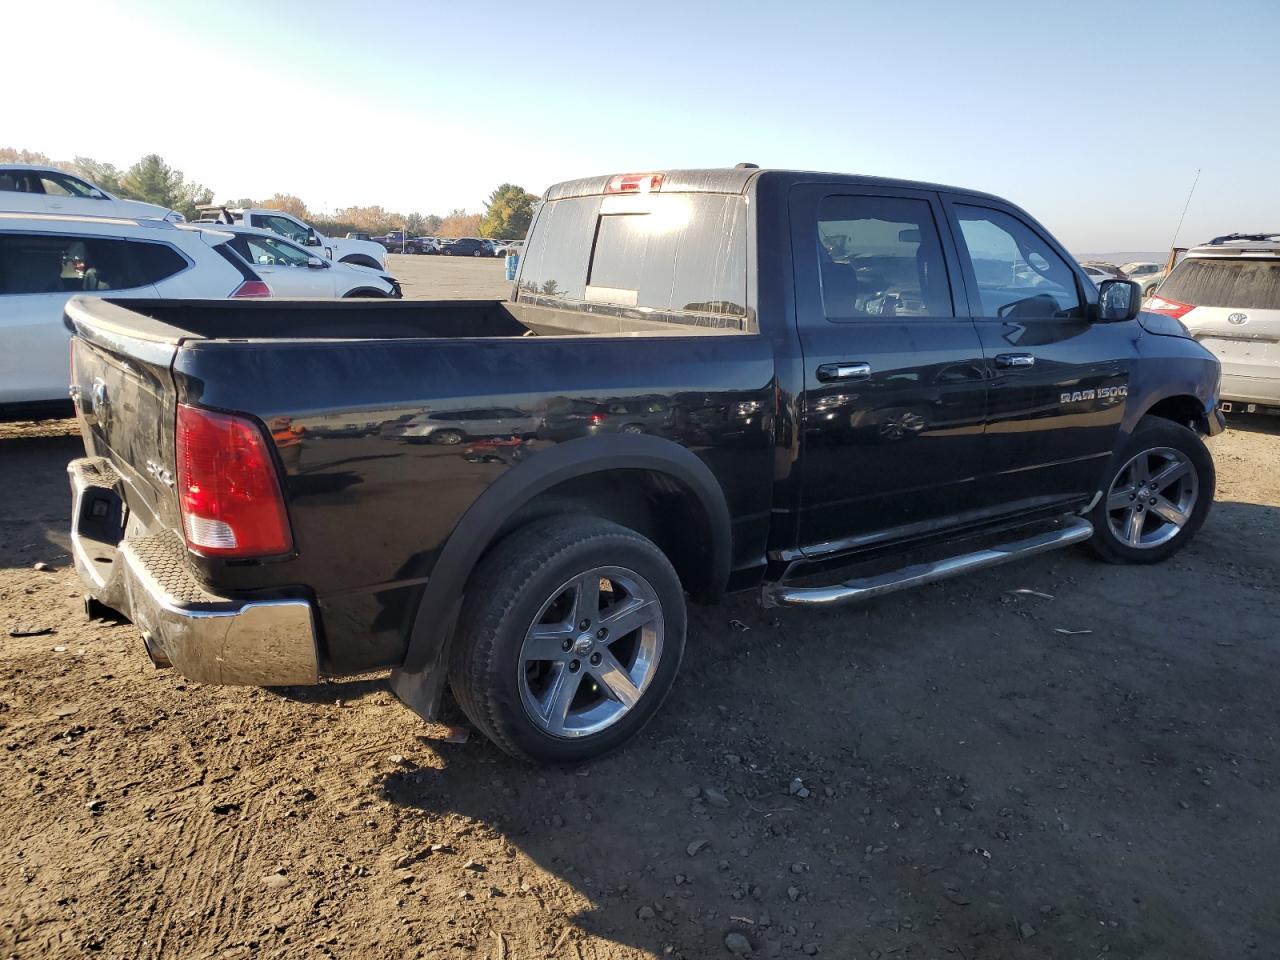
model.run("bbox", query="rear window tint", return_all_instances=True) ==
[1160,258,1280,310]
[0,233,177,294]
[518,193,748,320]
[132,242,188,284]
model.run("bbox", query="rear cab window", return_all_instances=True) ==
[517,191,751,331]
[1160,258,1280,309]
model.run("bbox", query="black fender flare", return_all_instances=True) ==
[389,435,731,715]
[339,253,384,270]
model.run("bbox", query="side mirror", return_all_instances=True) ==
[1096,278,1142,322]
[306,257,326,269]
[305,234,321,247]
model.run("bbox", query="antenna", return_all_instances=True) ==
[1169,168,1201,249]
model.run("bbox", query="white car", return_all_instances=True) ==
[219,227,400,299]
[198,205,387,270]
[0,164,183,221]
[0,213,398,415]
[1120,261,1167,296]
[1146,233,1280,410]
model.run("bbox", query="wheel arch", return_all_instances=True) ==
[389,434,732,717]
[341,287,390,298]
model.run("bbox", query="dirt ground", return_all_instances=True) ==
[2,266,1278,959]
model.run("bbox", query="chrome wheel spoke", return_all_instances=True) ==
[1150,496,1189,527]
[524,621,575,661]
[599,597,658,640]
[591,649,642,708]
[537,663,584,735]
[1107,485,1137,511]
[1129,455,1151,485]
[569,574,601,627]
[1149,458,1191,492]
[1123,508,1145,546]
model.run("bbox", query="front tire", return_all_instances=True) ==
[448,516,686,764]
[1087,415,1214,564]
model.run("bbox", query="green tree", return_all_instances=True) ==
[421,213,443,235]
[118,154,212,220]
[72,156,125,195]
[479,184,538,240]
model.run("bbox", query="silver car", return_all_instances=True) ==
[1147,233,1280,409]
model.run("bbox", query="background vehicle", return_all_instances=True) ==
[221,227,400,299]
[1121,260,1167,296]
[0,212,267,417]
[443,237,489,256]
[384,406,540,444]
[65,167,1223,764]
[494,239,526,257]
[346,232,372,241]
[1,164,183,221]
[1147,233,1280,411]
[198,205,386,270]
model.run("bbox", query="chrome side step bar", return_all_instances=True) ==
[764,518,1094,609]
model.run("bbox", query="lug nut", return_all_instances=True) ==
[1129,493,1136,501]
[578,619,591,631]
[589,652,602,666]
[561,639,572,652]
[1150,498,1158,505]
[596,628,608,640]
[568,660,580,672]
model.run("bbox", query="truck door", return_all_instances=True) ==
[790,185,989,552]
[941,198,1131,507]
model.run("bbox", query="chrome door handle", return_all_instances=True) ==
[995,353,1035,369]
[816,362,871,382]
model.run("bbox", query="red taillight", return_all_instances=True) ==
[175,404,293,558]
[605,173,664,194]
[231,280,272,298]
[1145,294,1193,320]
[588,412,607,425]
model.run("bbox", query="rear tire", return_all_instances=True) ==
[448,516,686,764]
[1087,416,1214,564]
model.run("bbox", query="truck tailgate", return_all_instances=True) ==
[67,298,185,534]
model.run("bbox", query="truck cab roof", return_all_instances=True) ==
[543,167,1008,205]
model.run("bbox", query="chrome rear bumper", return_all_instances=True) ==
[68,456,319,686]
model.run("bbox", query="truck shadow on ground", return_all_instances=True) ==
[0,431,80,571]
[372,502,1279,959]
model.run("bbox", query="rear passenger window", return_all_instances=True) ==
[0,234,181,294]
[1159,258,1280,310]
[816,196,954,319]
[953,205,1082,318]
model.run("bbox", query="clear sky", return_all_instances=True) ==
[7,0,1277,251]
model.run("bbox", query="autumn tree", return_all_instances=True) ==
[438,208,483,238]
[257,194,312,220]
[479,184,539,240]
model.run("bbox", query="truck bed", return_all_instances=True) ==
[68,297,750,347]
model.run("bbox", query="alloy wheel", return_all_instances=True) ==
[1106,446,1199,549]
[517,566,663,738]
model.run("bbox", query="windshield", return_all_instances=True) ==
[1159,258,1280,310]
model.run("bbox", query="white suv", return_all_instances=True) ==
[1147,233,1280,411]
[0,164,182,221]
[219,226,400,299]
[0,213,269,414]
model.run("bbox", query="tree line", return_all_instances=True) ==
[2,149,539,240]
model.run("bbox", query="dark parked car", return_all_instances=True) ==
[443,237,490,257]
[65,167,1224,764]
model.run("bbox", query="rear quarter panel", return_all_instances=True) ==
[174,332,776,673]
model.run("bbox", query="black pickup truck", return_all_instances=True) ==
[65,167,1225,763]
